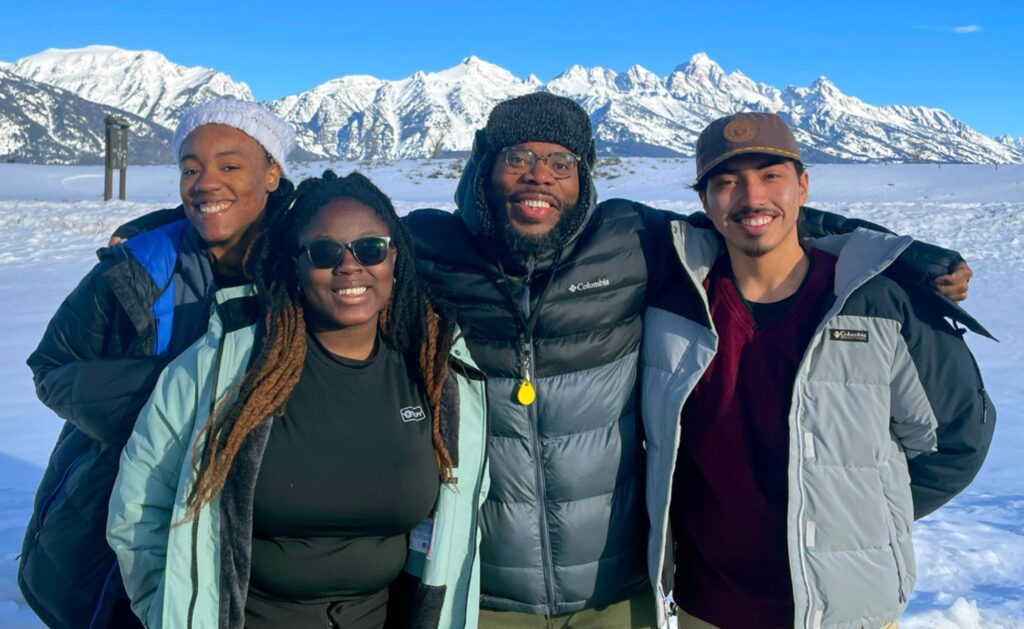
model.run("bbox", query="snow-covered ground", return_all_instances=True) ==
[0,159,1021,627]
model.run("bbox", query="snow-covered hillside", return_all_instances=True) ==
[0,160,1021,627]
[0,68,173,164]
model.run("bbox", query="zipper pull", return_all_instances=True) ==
[516,336,536,406]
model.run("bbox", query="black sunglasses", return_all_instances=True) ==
[298,236,392,268]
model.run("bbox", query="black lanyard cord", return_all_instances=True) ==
[494,251,563,343]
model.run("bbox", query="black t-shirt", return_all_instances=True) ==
[247,333,440,610]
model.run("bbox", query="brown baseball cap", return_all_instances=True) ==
[694,112,802,185]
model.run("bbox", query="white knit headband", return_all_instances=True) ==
[172,99,295,176]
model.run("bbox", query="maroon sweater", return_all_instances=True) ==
[671,250,836,628]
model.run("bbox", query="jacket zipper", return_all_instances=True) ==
[520,265,558,614]
[35,452,87,530]
[791,348,817,628]
[526,335,557,614]
[966,347,990,424]
[790,287,862,628]
[87,560,120,629]
[186,515,200,629]
[469,368,490,622]
[188,319,229,629]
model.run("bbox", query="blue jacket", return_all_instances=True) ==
[21,218,213,628]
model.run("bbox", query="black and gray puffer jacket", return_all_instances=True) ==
[405,146,672,615]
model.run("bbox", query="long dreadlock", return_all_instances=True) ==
[184,170,455,521]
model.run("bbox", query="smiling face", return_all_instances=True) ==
[296,198,395,340]
[488,141,581,240]
[178,124,281,264]
[700,155,808,260]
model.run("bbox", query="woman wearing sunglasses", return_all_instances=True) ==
[20,99,294,628]
[108,170,489,629]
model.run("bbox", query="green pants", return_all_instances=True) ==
[676,608,900,629]
[478,588,659,629]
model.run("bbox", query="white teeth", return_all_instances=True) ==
[521,199,551,208]
[333,287,368,296]
[199,201,230,214]
[740,215,773,226]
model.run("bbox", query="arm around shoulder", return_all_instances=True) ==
[800,205,971,300]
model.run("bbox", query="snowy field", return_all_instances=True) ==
[0,159,1021,627]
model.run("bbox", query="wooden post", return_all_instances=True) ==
[104,115,130,201]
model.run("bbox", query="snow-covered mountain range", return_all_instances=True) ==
[1,46,1021,165]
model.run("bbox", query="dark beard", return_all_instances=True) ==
[486,198,589,256]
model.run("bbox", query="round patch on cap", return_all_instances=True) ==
[723,116,758,143]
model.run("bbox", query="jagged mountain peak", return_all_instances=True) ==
[677,52,725,78]
[16,45,202,78]
[549,64,618,95]
[7,45,253,129]
[623,64,659,82]
[997,135,1024,150]
[555,63,596,79]
[808,76,840,93]
[429,55,519,84]
[684,51,714,67]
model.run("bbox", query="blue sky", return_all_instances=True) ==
[3,0,1022,137]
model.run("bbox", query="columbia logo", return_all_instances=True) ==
[400,406,427,422]
[568,278,611,293]
[829,329,869,343]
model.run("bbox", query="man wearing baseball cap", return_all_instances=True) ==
[641,112,995,628]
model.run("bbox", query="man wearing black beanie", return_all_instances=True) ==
[407,91,667,626]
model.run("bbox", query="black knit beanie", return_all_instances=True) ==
[472,92,597,247]
[483,92,595,164]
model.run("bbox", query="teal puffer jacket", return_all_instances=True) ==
[107,285,490,629]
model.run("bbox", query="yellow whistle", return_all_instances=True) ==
[516,380,536,406]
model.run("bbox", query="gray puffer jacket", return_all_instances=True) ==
[641,223,994,628]
[405,142,667,613]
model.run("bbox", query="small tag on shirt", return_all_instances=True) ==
[409,517,435,559]
[829,328,869,343]
[401,406,427,422]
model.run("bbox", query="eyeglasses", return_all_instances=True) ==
[499,148,580,179]
[298,237,392,268]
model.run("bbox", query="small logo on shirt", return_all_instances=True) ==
[568,278,610,293]
[400,406,427,423]
[829,329,869,343]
